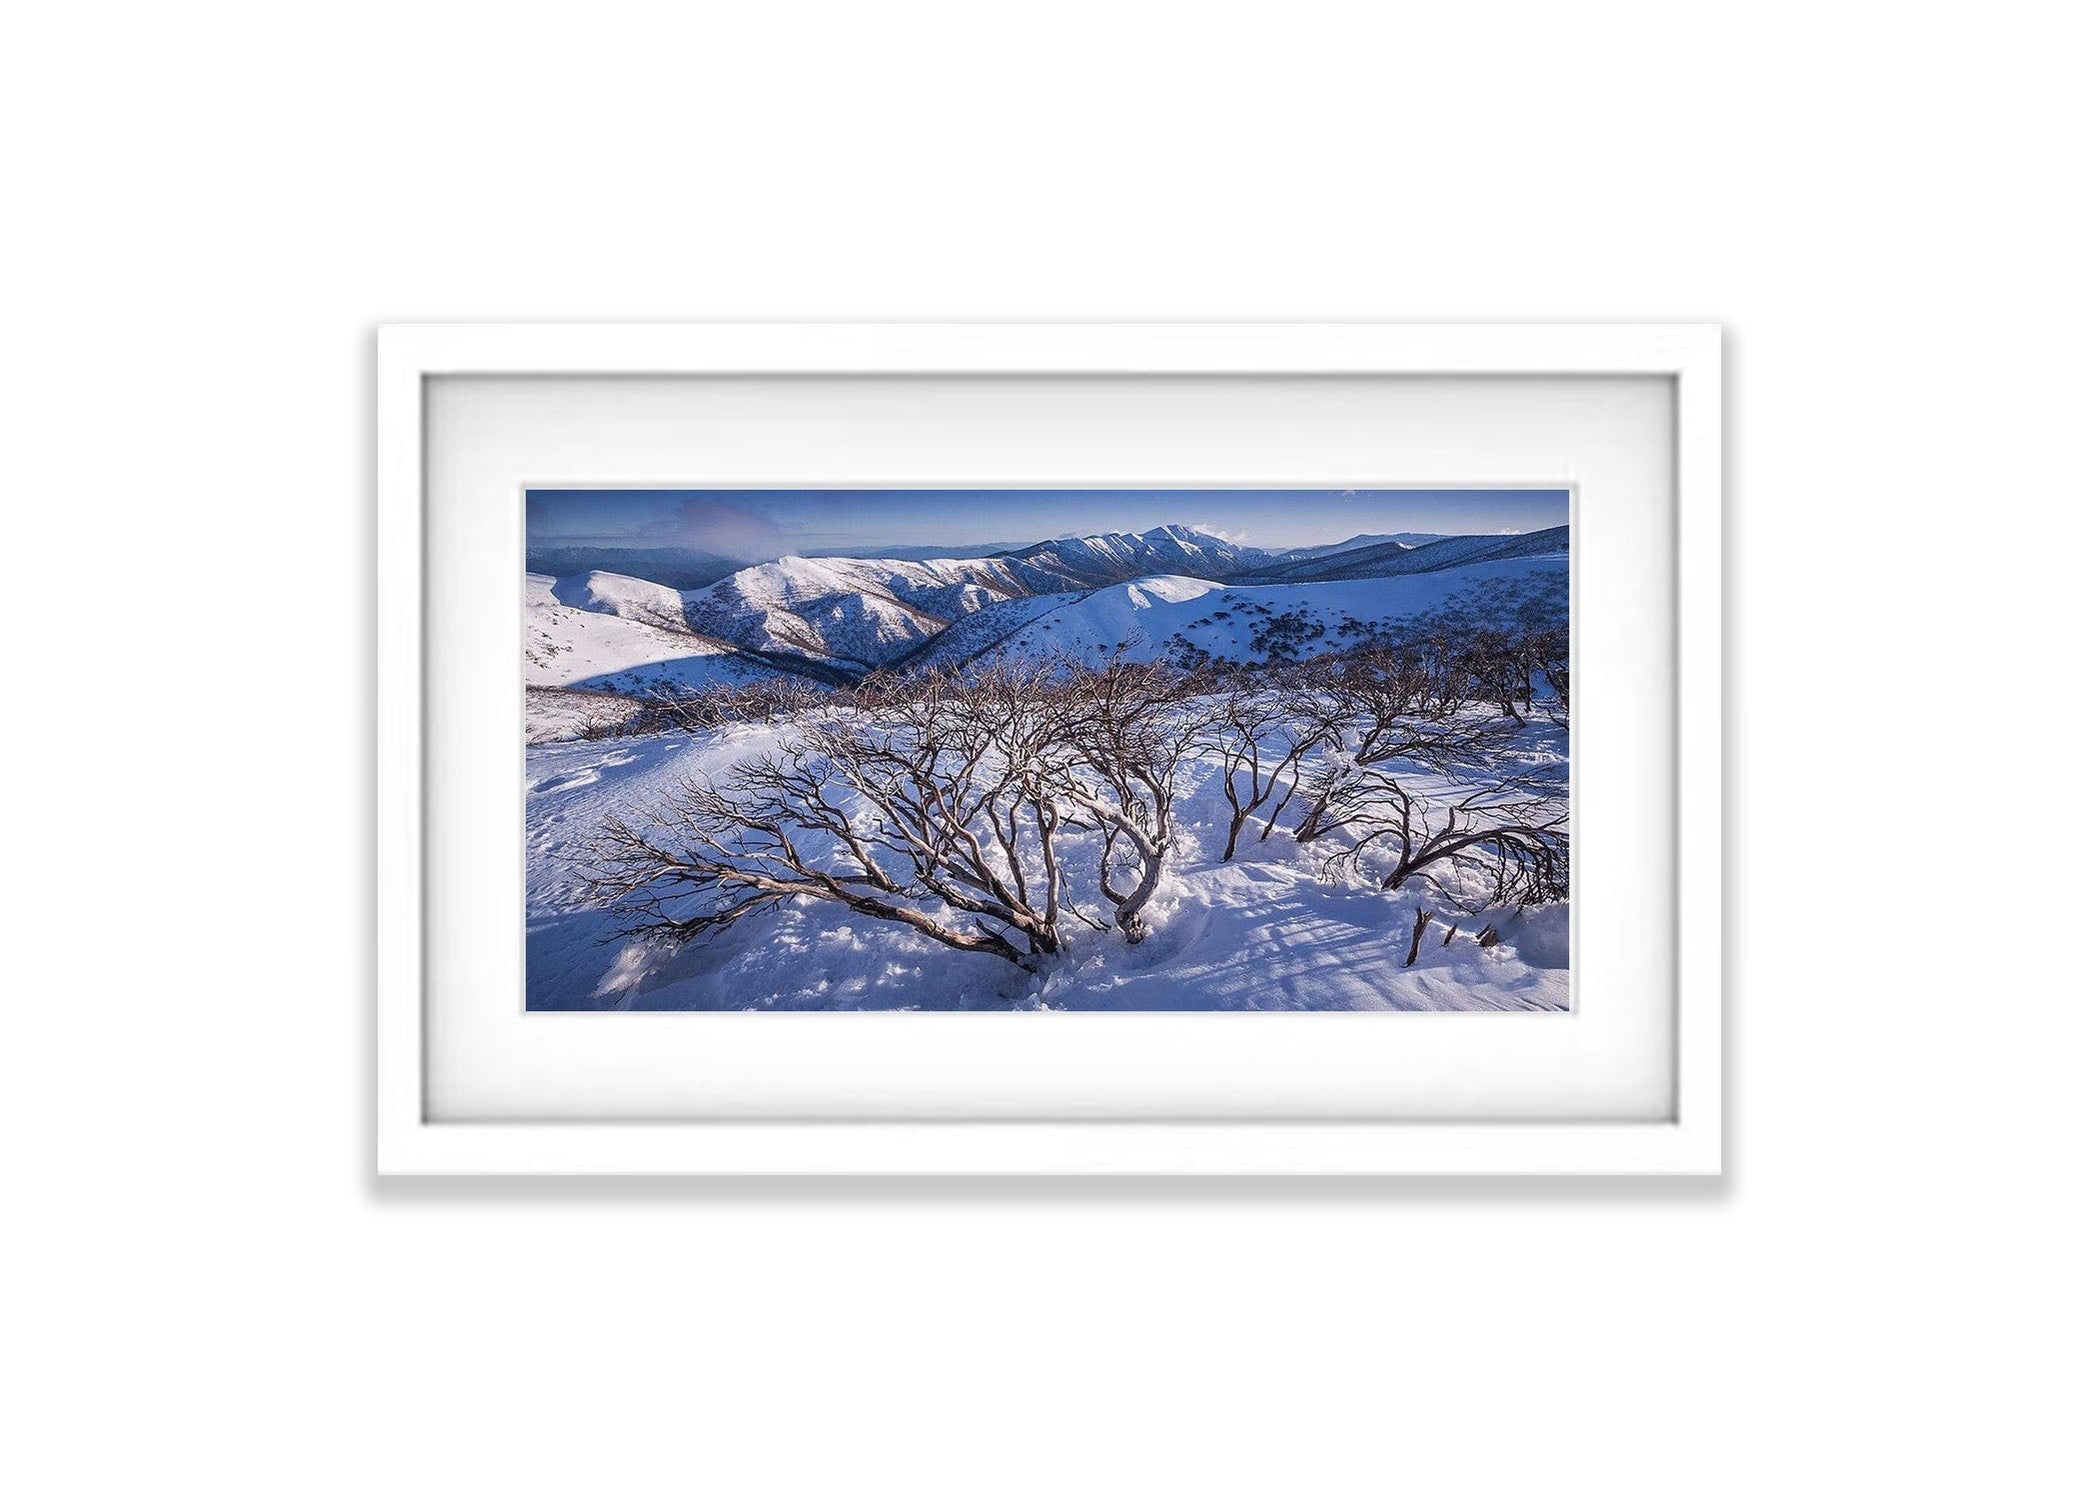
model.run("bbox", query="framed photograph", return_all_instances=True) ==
[378,323,1722,1174]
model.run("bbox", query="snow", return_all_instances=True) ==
[788,590,949,662]
[523,526,1574,1007]
[532,526,1563,689]
[685,554,1023,666]
[1035,856,1568,1012]
[534,525,1549,682]
[533,526,1262,672]
[954,557,1567,670]
[524,574,795,738]
[900,590,1085,671]
[524,706,1571,1012]
[1118,574,1225,606]
[528,574,767,687]
[549,569,690,634]
[1253,526,1569,584]
[1285,530,1442,559]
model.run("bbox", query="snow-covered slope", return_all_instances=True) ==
[791,590,952,661]
[911,575,1226,668]
[525,573,796,703]
[536,525,1564,680]
[546,525,1271,672]
[550,569,691,634]
[890,590,1083,671]
[1245,525,1569,585]
[524,716,1569,1011]
[993,524,1266,590]
[682,554,1017,666]
[921,555,1568,672]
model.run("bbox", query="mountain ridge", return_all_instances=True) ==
[1275,530,1446,560]
[1239,526,1569,584]
[543,524,1566,676]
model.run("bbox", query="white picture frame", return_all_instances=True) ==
[378,323,1722,1175]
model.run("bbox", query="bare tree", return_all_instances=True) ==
[1455,629,1535,720]
[578,626,1572,987]
[1046,656,1207,942]
[1527,624,1571,727]
[572,695,642,740]
[1288,650,1509,843]
[645,676,834,733]
[1403,906,1432,967]
[1322,767,1569,908]
[1204,680,1346,860]
[583,664,1077,967]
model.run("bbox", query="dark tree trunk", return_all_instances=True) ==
[1292,790,1332,843]
[1403,906,1432,967]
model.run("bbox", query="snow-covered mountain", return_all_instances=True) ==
[1276,530,1446,560]
[910,553,1569,674]
[524,545,745,590]
[550,570,692,635]
[536,524,1566,682]
[552,525,1268,671]
[987,525,1267,590]
[679,553,1016,667]
[1240,525,1569,584]
[801,541,1032,561]
[526,574,797,695]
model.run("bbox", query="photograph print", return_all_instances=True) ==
[526,488,1571,1010]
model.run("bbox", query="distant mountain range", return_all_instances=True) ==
[1274,531,1448,560]
[527,523,1569,683]
[1239,527,1570,584]
[524,530,1252,590]
[528,530,1480,592]
[674,525,1267,669]
[523,546,746,591]
[801,542,1033,562]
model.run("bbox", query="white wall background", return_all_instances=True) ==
[6,4,2090,1495]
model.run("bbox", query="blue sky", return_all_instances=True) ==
[525,488,1570,559]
